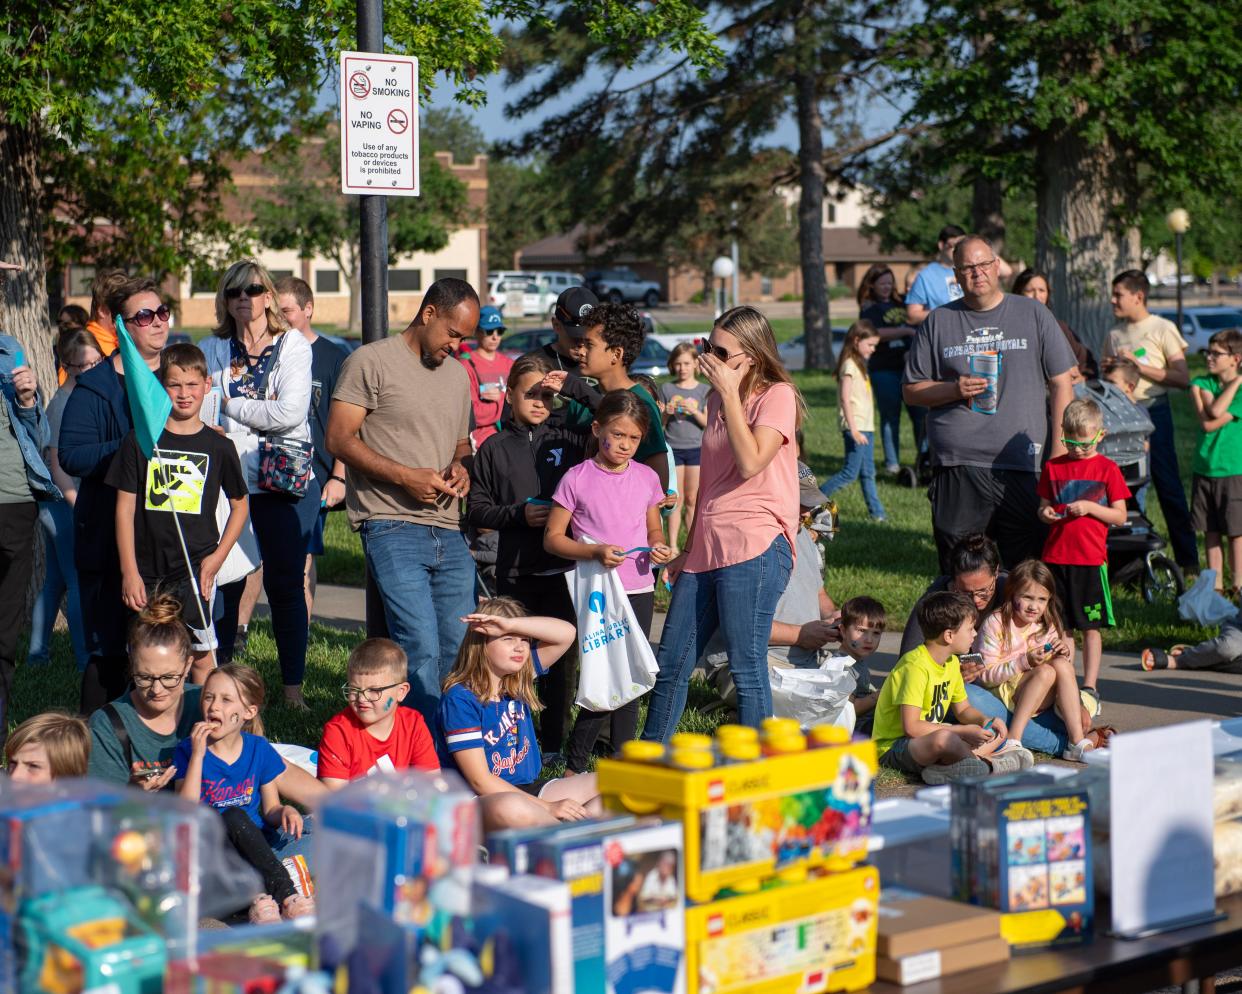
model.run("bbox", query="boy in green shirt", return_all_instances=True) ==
[873,591,1032,784]
[1190,329,1242,594]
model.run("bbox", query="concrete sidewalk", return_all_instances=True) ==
[271,584,1242,733]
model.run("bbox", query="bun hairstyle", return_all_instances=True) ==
[206,664,267,737]
[128,592,192,662]
[947,533,1001,580]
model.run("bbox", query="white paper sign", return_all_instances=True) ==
[1109,720,1215,936]
[339,51,419,196]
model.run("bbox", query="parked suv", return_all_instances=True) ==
[586,269,662,307]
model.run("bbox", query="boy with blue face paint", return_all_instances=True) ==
[317,638,440,789]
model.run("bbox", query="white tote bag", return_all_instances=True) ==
[214,491,262,587]
[566,541,660,711]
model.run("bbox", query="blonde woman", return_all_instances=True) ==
[200,261,317,708]
[641,306,803,740]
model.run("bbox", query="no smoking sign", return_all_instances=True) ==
[339,51,419,196]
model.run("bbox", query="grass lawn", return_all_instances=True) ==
[15,355,1215,752]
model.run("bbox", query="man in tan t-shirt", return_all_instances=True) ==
[327,278,479,723]
[1104,269,1196,569]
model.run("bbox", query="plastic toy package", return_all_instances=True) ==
[596,723,876,902]
[0,778,263,994]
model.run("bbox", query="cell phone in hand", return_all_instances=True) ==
[959,653,983,667]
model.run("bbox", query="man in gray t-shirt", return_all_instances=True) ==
[904,235,1075,571]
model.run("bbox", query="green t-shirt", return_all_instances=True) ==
[871,644,967,757]
[630,385,669,465]
[87,685,202,786]
[1192,375,1242,477]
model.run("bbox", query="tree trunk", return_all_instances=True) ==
[1034,126,1140,355]
[972,175,1006,260]
[795,65,832,370]
[0,121,52,613]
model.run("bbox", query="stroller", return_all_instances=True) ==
[1079,379,1186,605]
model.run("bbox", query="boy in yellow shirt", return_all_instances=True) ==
[873,591,1033,784]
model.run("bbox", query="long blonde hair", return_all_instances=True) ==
[715,305,806,428]
[212,259,290,339]
[443,597,542,711]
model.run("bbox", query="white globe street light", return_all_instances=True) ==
[1166,208,1191,333]
[711,256,734,318]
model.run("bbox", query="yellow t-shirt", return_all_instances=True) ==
[837,356,876,433]
[1104,314,1188,405]
[872,644,967,756]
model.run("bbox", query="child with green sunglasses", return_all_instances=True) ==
[1036,398,1130,714]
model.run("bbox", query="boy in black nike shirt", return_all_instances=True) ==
[108,344,248,682]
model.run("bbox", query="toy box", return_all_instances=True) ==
[952,774,1093,949]
[597,736,875,901]
[315,769,479,968]
[531,821,686,994]
[683,866,879,994]
[0,780,257,993]
[486,815,636,875]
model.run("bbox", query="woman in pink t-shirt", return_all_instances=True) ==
[641,306,802,740]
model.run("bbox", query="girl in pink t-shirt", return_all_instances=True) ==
[641,306,803,742]
[545,390,675,772]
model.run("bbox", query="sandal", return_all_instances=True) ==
[1085,725,1117,749]
[282,892,316,920]
[248,894,281,925]
[1141,648,1168,671]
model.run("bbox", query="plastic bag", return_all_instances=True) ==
[567,543,659,711]
[215,489,261,587]
[770,660,857,732]
[1178,569,1237,627]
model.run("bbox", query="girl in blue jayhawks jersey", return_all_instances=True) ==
[436,596,602,832]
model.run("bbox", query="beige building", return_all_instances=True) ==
[518,185,923,305]
[61,150,489,332]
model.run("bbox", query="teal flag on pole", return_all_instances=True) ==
[115,316,171,458]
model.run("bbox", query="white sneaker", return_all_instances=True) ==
[989,740,1035,773]
[1063,738,1095,763]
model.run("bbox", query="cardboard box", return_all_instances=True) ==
[876,895,1001,959]
[877,937,1010,985]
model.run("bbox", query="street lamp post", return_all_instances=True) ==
[712,256,735,320]
[1167,208,1191,337]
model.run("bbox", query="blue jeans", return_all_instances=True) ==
[642,534,793,742]
[361,521,476,725]
[820,432,886,518]
[29,500,88,669]
[249,477,321,687]
[266,814,315,867]
[964,683,1069,755]
[1140,398,1198,569]
[871,369,927,469]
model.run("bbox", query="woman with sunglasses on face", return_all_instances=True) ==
[201,261,317,710]
[641,306,803,739]
[460,305,513,450]
[28,328,104,671]
[60,276,172,716]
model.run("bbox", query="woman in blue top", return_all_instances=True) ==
[437,597,602,833]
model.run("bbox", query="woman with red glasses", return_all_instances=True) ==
[60,275,172,715]
[201,260,317,709]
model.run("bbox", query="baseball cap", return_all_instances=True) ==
[797,461,823,509]
[553,286,599,336]
[478,306,505,333]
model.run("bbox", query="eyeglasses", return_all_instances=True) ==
[1206,349,1235,359]
[132,672,186,690]
[124,305,171,327]
[224,283,267,300]
[341,681,405,703]
[957,259,997,277]
[64,357,102,373]
[1060,432,1103,449]
[705,344,744,362]
[958,576,997,603]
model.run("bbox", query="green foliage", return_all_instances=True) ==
[422,107,489,163]
[487,157,577,272]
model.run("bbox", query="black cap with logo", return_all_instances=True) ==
[552,286,600,336]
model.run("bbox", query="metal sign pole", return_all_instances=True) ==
[357,0,388,344]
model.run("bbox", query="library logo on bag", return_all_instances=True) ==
[589,591,607,616]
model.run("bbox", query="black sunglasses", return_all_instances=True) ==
[224,282,267,300]
[705,344,744,362]
[124,305,171,327]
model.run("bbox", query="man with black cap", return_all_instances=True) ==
[528,286,601,428]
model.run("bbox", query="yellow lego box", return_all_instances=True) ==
[685,866,879,994]
[597,737,876,902]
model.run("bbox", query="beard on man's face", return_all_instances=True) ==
[420,350,444,370]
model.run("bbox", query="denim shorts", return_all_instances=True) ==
[672,447,701,467]
[879,737,922,774]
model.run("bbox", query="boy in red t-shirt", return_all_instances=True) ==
[1037,398,1130,715]
[318,639,439,788]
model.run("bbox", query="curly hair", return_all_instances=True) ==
[585,302,646,369]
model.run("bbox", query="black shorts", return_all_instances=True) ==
[515,776,554,797]
[672,447,701,467]
[1047,562,1114,631]
[1191,474,1242,536]
[879,737,923,774]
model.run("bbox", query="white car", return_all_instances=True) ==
[485,272,537,312]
